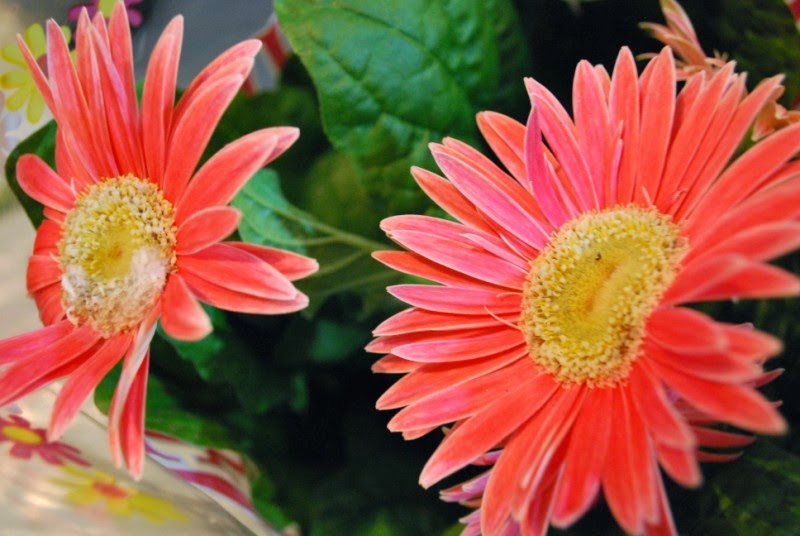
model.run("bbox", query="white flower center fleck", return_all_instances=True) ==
[58,175,177,336]
[521,206,686,387]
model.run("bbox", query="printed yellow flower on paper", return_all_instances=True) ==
[52,465,186,523]
[370,47,800,535]
[0,23,71,124]
[0,5,317,478]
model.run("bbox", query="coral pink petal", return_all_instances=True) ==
[376,350,525,409]
[119,352,149,478]
[514,387,587,509]
[476,111,528,186]
[33,219,61,255]
[688,258,800,302]
[722,324,782,361]
[49,332,132,440]
[223,242,318,281]
[373,250,501,291]
[646,475,679,536]
[108,310,157,466]
[385,230,526,289]
[419,373,559,488]
[524,106,577,227]
[107,3,137,124]
[693,178,800,250]
[387,284,520,315]
[0,320,76,364]
[647,307,725,354]
[180,270,308,315]
[608,47,640,204]
[635,48,676,205]
[648,339,761,383]
[683,101,800,229]
[178,242,297,300]
[140,15,183,185]
[573,60,612,204]
[176,206,241,255]
[17,34,55,113]
[629,363,695,449]
[525,78,596,211]
[551,388,613,528]
[162,75,245,201]
[372,354,422,374]
[0,325,101,406]
[34,283,66,326]
[26,254,62,293]
[430,145,550,250]
[173,39,261,124]
[388,358,535,431]
[601,390,656,535]
[664,254,754,304]
[693,426,754,449]
[654,441,702,488]
[698,221,800,263]
[411,166,491,233]
[393,327,522,363]
[16,155,75,212]
[175,127,298,222]
[373,307,515,336]
[160,274,212,341]
[653,361,786,434]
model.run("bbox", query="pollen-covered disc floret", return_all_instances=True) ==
[522,206,687,387]
[58,175,177,336]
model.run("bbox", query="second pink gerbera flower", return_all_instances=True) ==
[0,5,317,477]
[370,46,800,535]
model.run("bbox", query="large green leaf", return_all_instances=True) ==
[276,0,531,214]
[232,168,401,317]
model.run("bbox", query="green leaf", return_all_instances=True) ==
[687,440,800,535]
[276,0,531,215]
[3,121,57,228]
[161,305,302,414]
[232,168,401,317]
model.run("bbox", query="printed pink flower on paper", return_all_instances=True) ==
[0,414,89,466]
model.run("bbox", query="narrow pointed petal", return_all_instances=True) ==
[0,320,77,364]
[49,332,132,440]
[119,352,149,478]
[476,111,527,185]
[175,127,297,222]
[653,361,786,434]
[162,75,245,201]
[16,154,75,212]
[552,388,613,528]
[223,241,318,281]
[176,206,241,255]
[647,307,725,354]
[419,374,559,488]
[140,16,183,184]
[181,270,308,314]
[178,242,297,300]
[160,274,212,341]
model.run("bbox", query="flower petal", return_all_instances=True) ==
[49,332,132,440]
[160,274,212,341]
[176,206,241,255]
[16,155,75,212]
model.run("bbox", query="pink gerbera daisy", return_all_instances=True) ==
[0,5,317,478]
[369,46,800,535]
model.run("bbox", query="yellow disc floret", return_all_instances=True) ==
[59,175,177,336]
[521,206,686,387]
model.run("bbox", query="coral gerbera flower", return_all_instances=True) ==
[369,47,800,535]
[0,5,317,478]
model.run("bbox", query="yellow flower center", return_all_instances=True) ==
[2,425,43,445]
[59,175,177,336]
[521,206,686,387]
